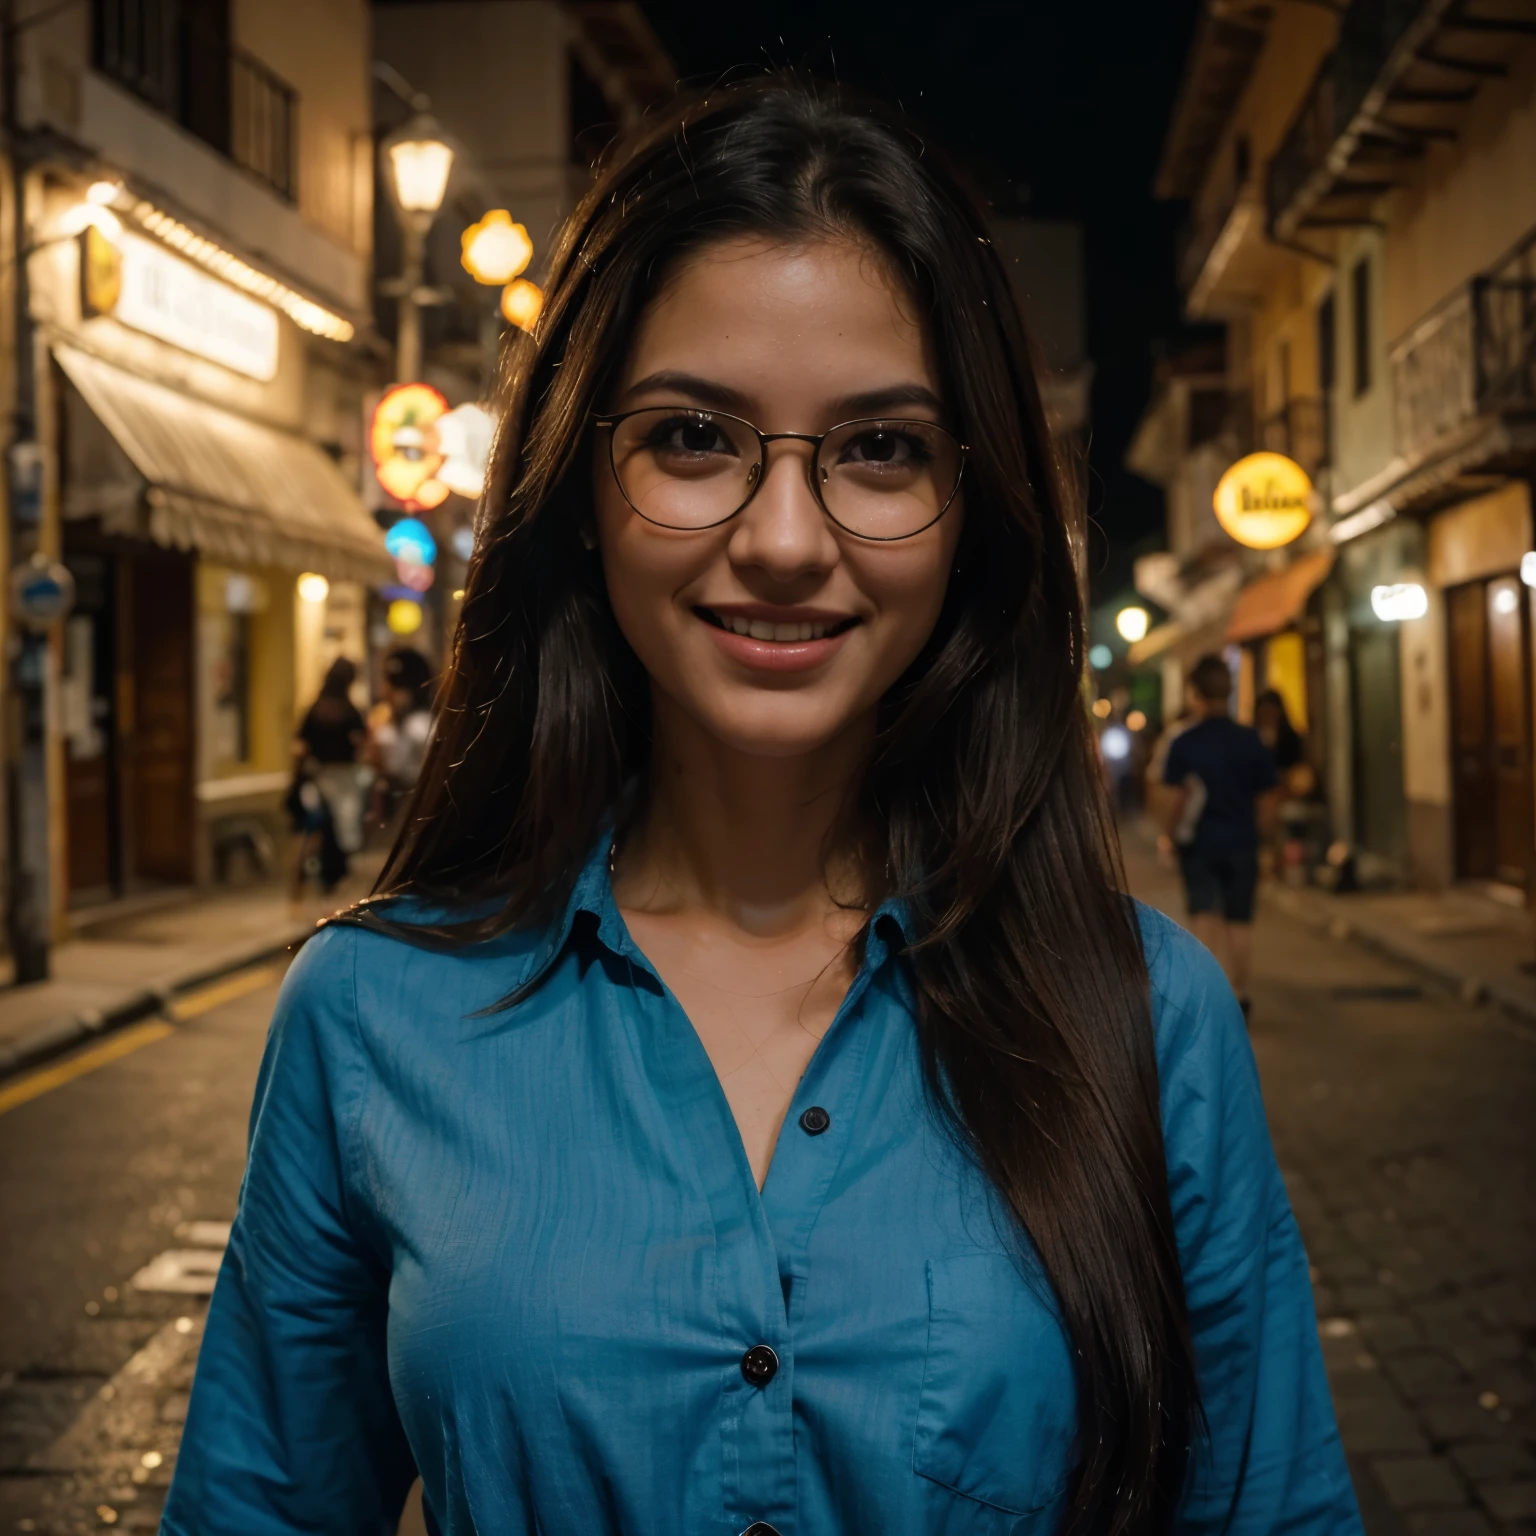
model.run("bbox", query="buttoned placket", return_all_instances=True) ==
[580,867,905,1536]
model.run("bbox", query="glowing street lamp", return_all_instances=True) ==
[461,210,533,286]
[382,111,455,383]
[1115,606,1150,643]
[385,114,455,219]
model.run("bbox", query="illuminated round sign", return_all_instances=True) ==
[370,383,451,510]
[387,598,424,635]
[1212,452,1313,550]
[384,517,436,566]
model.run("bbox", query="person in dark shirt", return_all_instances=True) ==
[1161,654,1280,1018]
[289,657,369,900]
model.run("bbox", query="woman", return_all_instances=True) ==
[1254,688,1305,775]
[166,80,1358,1536]
[288,656,369,897]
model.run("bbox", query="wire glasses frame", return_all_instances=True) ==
[592,406,968,542]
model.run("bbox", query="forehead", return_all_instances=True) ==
[620,236,940,406]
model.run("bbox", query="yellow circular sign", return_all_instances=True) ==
[1212,452,1313,549]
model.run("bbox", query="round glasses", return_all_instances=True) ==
[594,407,966,541]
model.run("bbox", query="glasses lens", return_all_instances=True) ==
[817,420,962,539]
[608,408,761,529]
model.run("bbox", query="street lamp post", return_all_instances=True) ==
[382,111,454,383]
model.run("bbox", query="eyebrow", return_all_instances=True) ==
[619,370,946,420]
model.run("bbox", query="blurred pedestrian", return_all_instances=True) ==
[168,79,1358,1536]
[1254,688,1304,775]
[1147,702,1198,866]
[290,657,370,897]
[367,648,435,828]
[1162,654,1281,1019]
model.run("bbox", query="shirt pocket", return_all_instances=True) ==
[913,1252,1078,1526]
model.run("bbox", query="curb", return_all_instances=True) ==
[1266,885,1536,1031]
[0,928,309,1082]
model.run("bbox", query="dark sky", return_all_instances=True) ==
[640,0,1205,596]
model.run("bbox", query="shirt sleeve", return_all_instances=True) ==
[1162,731,1190,788]
[1142,909,1362,1536]
[160,925,415,1536]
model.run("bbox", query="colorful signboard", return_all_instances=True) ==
[82,226,280,381]
[1212,452,1314,550]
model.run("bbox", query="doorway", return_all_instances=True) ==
[128,548,196,885]
[1448,574,1534,890]
[1351,621,1409,875]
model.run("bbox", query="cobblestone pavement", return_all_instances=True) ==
[1126,835,1536,1536]
[2,851,1532,1536]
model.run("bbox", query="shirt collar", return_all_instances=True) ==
[511,828,915,993]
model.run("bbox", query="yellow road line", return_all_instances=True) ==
[0,962,283,1117]
[169,964,280,1022]
[0,1020,175,1116]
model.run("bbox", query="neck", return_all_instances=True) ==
[618,695,876,936]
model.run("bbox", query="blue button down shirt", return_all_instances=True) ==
[163,837,1361,1536]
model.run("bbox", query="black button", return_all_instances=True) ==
[740,1344,779,1386]
[739,1526,782,1536]
[798,1105,831,1136]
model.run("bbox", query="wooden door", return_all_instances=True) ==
[1448,581,1495,880]
[128,550,195,884]
[1485,576,1533,888]
[1351,622,1408,870]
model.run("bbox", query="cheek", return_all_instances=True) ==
[857,513,963,665]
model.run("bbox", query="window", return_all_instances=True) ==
[1351,257,1372,397]
[1317,292,1336,396]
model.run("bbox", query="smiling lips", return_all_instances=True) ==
[695,604,859,672]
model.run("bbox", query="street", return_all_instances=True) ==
[1,848,1532,1536]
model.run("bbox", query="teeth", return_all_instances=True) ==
[715,612,834,642]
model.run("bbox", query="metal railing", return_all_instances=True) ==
[1267,0,1423,233]
[1391,230,1536,464]
[91,0,298,202]
[1259,396,1329,478]
[1267,60,1337,232]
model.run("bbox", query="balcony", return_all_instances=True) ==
[1268,0,1534,242]
[1260,396,1329,479]
[1393,233,1536,458]
[1383,228,1536,510]
[92,0,298,203]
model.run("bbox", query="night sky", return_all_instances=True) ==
[640,0,1206,598]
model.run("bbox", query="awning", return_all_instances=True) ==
[54,342,392,586]
[1128,614,1232,668]
[1225,549,1334,644]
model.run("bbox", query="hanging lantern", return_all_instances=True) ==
[501,278,543,332]
[461,210,533,285]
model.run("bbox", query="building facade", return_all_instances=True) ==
[366,0,674,665]
[1133,0,1536,898]
[4,0,390,940]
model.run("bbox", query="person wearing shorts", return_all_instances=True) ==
[1162,654,1280,1018]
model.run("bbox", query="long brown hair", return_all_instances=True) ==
[364,75,1197,1535]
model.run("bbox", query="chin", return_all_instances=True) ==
[682,691,871,761]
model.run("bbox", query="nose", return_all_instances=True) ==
[725,440,839,583]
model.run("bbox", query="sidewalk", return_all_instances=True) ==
[1121,821,1536,1028]
[0,856,384,1077]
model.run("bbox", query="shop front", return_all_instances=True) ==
[1425,482,1535,896]
[32,187,390,912]
[1328,519,1428,887]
